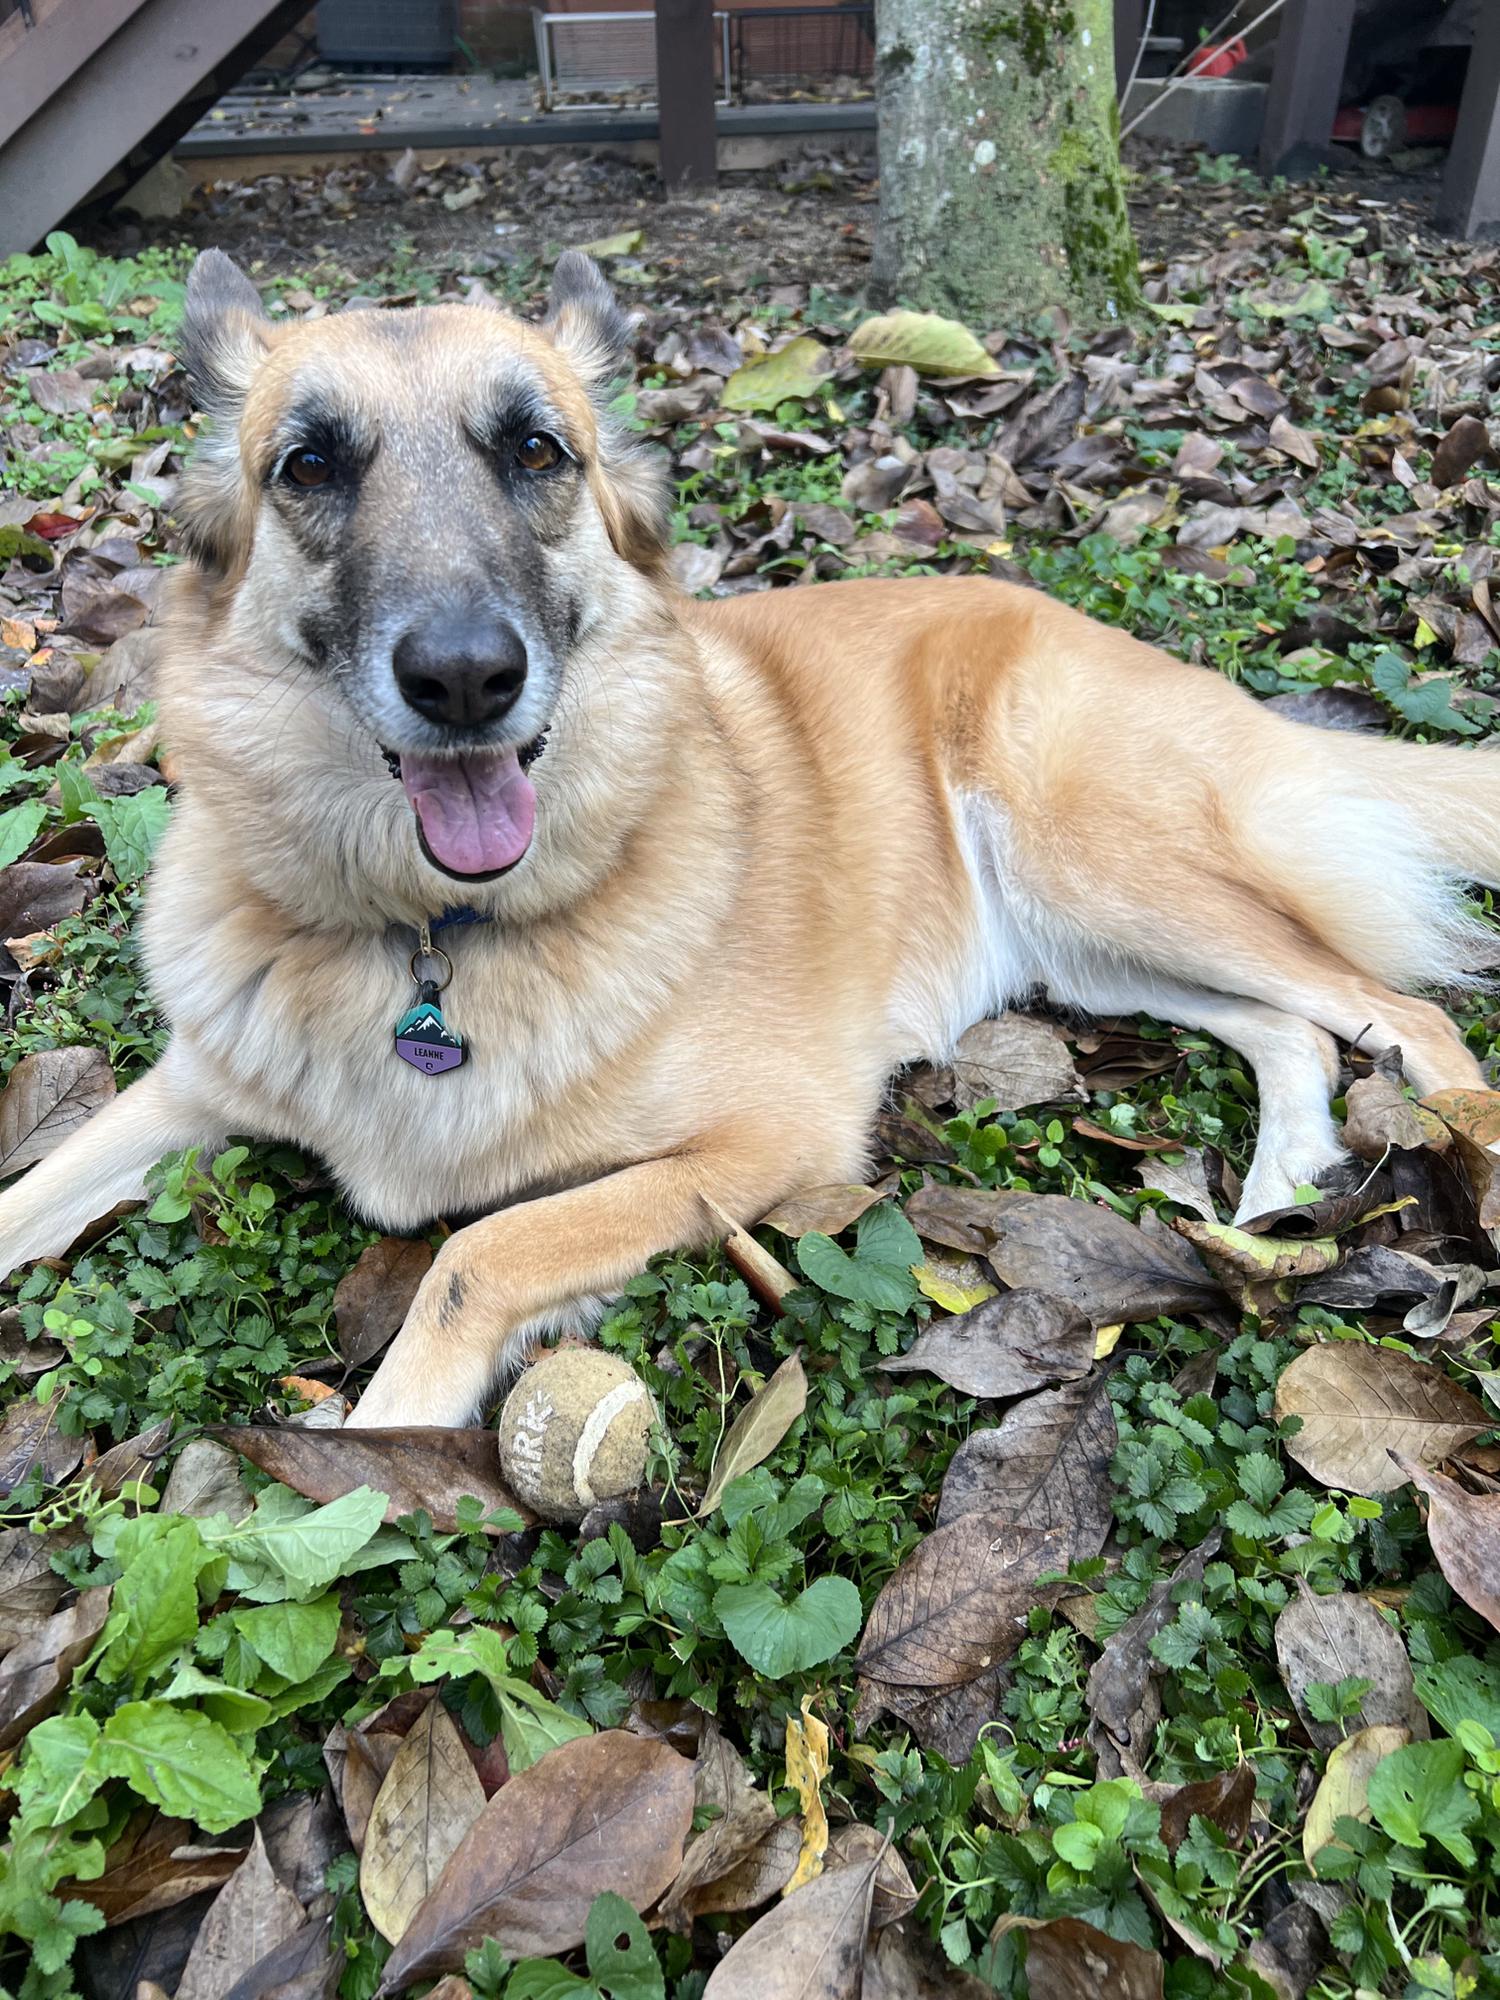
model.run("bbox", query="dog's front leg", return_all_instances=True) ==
[0,1043,225,1279]
[348,1136,794,1428]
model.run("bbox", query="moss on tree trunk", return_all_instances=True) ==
[871,0,1141,327]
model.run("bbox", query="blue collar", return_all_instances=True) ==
[430,905,491,933]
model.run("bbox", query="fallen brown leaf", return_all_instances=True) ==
[377,1730,694,1990]
[701,1837,882,1999]
[1394,1452,1500,1634]
[985,1913,1164,1998]
[1274,1343,1489,1494]
[1146,1763,1255,1856]
[984,1194,1222,1322]
[698,1353,807,1517]
[175,1827,304,2000]
[758,1183,882,1236]
[884,1289,1093,1398]
[823,1823,917,1928]
[937,1371,1117,1566]
[1302,1723,1410,1867]
[0,1583,109,1751]
[0,1044,115,1177]
[902,1182,1027,1254]
[863,1925,995,1999]
[658,1718,778,1933]
[1086,1533,1222,1778]
[949,1013,1083,1114]
[856,1510,1067,1688]
[0,1524,66,1649]
[335,1237,434,1369]
[73,1811,244,1928]
[1424,1086,1500,1227]
[213,1426,532,1533]
[361,1700,486,1944]
[1275,1586,1429,1751]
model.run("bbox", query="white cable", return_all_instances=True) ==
[1119,0,1290,141]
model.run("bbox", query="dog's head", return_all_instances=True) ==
[174,249,668,886]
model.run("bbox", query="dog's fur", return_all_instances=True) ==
[2,249,1497,1424]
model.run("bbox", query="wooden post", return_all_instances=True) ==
[1114,0,1144,99]
[1440,1,1500,236]
[1258,0,1355,177]
[655,0,716,191]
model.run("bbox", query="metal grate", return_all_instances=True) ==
[731,5,873,93]
[535,10,731,110]
[316,0,456,67]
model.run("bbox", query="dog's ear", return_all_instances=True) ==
[543,251,631,392]
[544,252,668,573]
[176,252,270,571]
[179,250,270,413]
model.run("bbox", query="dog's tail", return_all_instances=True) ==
[1244,724,1500,994]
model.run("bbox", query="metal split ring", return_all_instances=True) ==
[408,943,454,991]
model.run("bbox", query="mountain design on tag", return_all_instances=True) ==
[394,1000,465,1075]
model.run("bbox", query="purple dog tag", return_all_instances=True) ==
[394,998,465,1074]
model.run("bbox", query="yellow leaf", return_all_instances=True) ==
[1303,1723,1409,1867]
[911,1261,998,1314]
[1414,618,1439,649]
[1093,1324,1123,1360]
[784,1696,830,1893]
[571,228,643,259]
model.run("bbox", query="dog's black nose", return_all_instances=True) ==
[393,617,527,729]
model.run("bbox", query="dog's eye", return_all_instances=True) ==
[282,449,332,489]
[516,433,561,473]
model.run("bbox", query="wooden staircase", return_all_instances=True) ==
[0,0,306,258]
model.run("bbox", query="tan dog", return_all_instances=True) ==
[1,249,1496,1425]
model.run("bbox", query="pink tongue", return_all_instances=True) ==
[398,747,536,876]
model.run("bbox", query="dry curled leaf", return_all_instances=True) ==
[856,1510,1067,1689]
[784,1698,830,1892]
[885,1289,1093,1398]
[658,1719,778,1933]
[360,1701,486,1945]
[701,1837,882,1999]
[0,1044,115,1177]
[1274,1588,1428,1751]
[698,1353,807,1517]
[376,1731,694,1990]
[214,1426,532,1534]
[335,1236,434,1369]
[1394,1452,1500,1634]
[863,1925,995,1999]
[937,1371,1117,1566]
[1274,1343,1489,1495]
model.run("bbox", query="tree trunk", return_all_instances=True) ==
[872,0,1141,327]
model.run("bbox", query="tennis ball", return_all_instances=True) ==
[497,1348,657,1524]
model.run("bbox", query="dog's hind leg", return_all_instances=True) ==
[1049,967,1349,1224]
[347,1127,811,1428]
[0,1045,224,1279]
